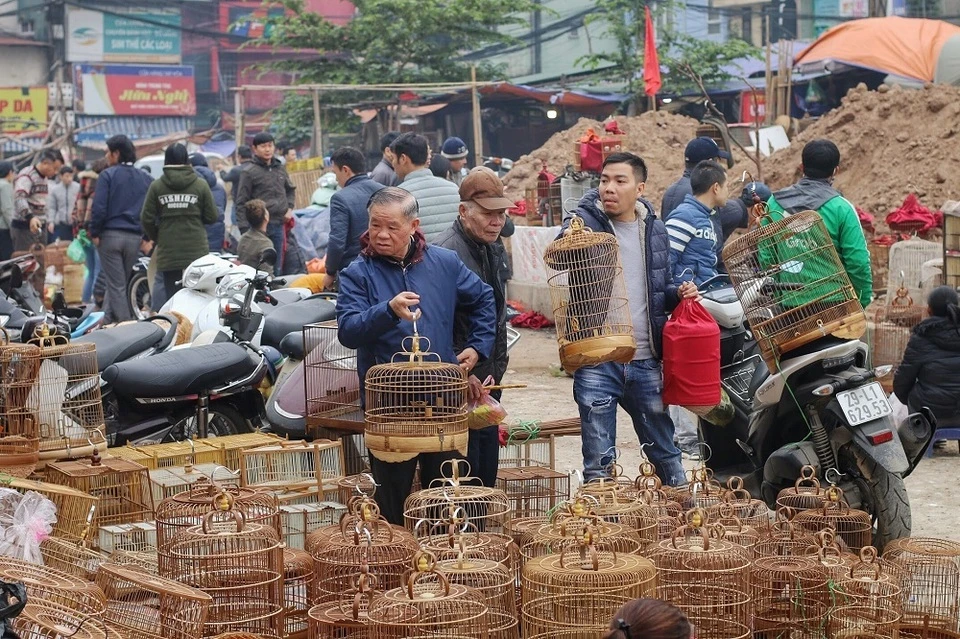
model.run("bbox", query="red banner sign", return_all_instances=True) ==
[77,64,196,116]
[740,90,765,124]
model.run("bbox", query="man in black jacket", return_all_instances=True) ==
[324,146,383,288]
[369,131,400,187]
[235,132,296,273]
[221,145,253,231]
[434,168,514,488]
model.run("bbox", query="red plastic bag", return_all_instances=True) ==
[662,298,721,407]
[578,128,603,173]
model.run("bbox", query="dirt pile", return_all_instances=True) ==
[760,82,960,216]
[501,111,702,204]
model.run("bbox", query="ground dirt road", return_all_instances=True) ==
[500,328,959,541]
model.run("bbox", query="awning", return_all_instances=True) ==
[1,136,46,155]
[794,17,960,83]
[74,115,195,146]
[353,103,448,125]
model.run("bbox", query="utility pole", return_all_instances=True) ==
[48,0,70,155]
[312,89,323,159]
[470,65,482,168]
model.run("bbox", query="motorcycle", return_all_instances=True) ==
[482,156,514,179]
[696,273,935,549]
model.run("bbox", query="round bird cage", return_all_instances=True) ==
[417,521,516,570]
[709,504,761,557]
[436,556,518,639]
[338,473,377,507]
[883,537,960,631]
[306,559,379,639]
[0,342,42,476]
[710,476,771,533]
[776,465,828,514]
[722,210,866,372]
[0,435,39,477]
[94,562,212,639]
[109,549,160,575]
[543,215,636,373]
[575,477,658,549]
[310,502,419,605]
[675,467,726,510]
[635,474,685,541]
[403,460,510,533]
[755,508,819,558]
[364,326,468,463]
[804,529,859,579]
[39,537,107,581]
[656,584,751,636]
[520,513,643,563]
[750,555,831,636]
[283,548,315,639]
[11,600,121,639]
[521,593,634,636]
[828,605,902,639]
[648,509,752,626]
[834,547,904,615]
[0,557,106,616]
[367,550,489,639]
[792,486,873,552]
[165,505,285,638]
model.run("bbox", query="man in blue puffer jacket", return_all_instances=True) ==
[665,160,729,287]
[190,154,226,252]
[337,187,495,525]
[558,152,698,487]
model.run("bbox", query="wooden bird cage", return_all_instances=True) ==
[436,557,517,639]
[3,476,98,544]
[364,331,468,463]
[655,584,750,636]
[417,522,516,570]
[754,509,819,558]
[521,593,633,637]
[240,439,345,491]
[519,519,643,564]
[304,321,364,433]
[883,537,960,632]
[109,548,159,575]
[886,237,943,305]
[367,550,489,639]
[154,480,280,557]
[865,299,925,394]
[673,467,726,511]
[0,338,106,462]
[306,558,379,639]
[148,463,241,504]
[498,432,555,469]
[95,562,212,639]
[0,557,106,616]
[284,548,316,639]
[0,342,41,473]
[869,240,892,294]
[543,216,635,373]
[709,476,771,533]
[205,432,286,472]
[210,634,282,639]
[722,211,866,372]
[337,473,377,507]
[946,206,960,290]
[573,482,658,549]
[635,475,685,541]
[98,521,158,554]
[109,439,225,470]
[750,555,831,635]
[709,504,761,556]
[792,486,873,552]
[648,510,752,626]
[496,466,568,520]
[0,435,38,478]
[829,605,902,639]
[280,501,347,550]
[504,515,547,546]
[46,451,154,527]
[776,465,828,514]
[164,506,286,638]
[39,537,107,581]
[834,547,905,615]
[11,600,120,639]
[403,460,510,533]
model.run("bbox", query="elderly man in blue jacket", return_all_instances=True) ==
[337,186,496,524]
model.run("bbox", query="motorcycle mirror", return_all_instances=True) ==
[259,248,277,268]
[52,290,67,313]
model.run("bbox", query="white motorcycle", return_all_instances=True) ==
[159,253,247,328]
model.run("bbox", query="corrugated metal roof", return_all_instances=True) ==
[2,136,45,154]
[75,116,194,144]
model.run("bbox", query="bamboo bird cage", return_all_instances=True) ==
[95,562,212,639]
[403,459,510,533]
[11,600,120,639]
[306,553,379,639]
[109,548,160,575]
[363,328,468,463]
[3,477,97,544]
[0,557,106,616]
[750,554,831,636]
[776,465,829,514]
[834,547,905,616]
[754,508,819,558]
[883,537,960,632]
[0,331,38,477]
[496,466,569,520]
[98,522,158,555]
[46,450,153,528]
[304,321,364,436]
[710,476,771,533]
[283,548,316,639]
[39,537,107,581]
[792,486,873,552]
[521,592,634,637]
[436,556,518,639]
[543,215,636,373]
[829,605,903,639]
[722,210,866,372]
[240,439,345,491]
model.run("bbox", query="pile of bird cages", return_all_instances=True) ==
[0,337,106,465]
[364,331,469,463]
[240,439,345,492]
[543,216,636,373]
[3,476,98,544]
[495,466,569,520]
[0,557,107,616]
[279,501,348,550]
[885,237,943,306]
[205,433,286,472]
[108,439,224,469]
[403,460,511,533]
[148,464,241,503]
[883,537,960,632]
[46,451,153,528]
[39,537,107,581]
[98,521,158,554]
[95,562,212,639]
[283,548,315,639]
[304,321,363,436]
[723,210,866,373]
[498,431,556,468]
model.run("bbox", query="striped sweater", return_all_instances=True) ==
[664,193,718,287]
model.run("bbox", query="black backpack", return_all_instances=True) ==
[0,581,25,639]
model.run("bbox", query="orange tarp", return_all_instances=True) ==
[795,17,960,82]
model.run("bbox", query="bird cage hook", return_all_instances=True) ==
[825,467,842,487]
[677,268,695,284]
[569,468,584,486]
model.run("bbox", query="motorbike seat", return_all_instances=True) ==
[279,332,305,360]
[76,321,165,371]
[261,298,336,348]
[102,342,257,397]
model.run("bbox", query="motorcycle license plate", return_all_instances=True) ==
[836,382,892,426]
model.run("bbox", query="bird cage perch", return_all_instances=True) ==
[543,216,636,373]
[723,210,866,373]
[364,325,469,463]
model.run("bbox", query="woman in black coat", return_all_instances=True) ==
[893,286,960,423]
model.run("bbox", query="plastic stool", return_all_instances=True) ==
[925,428,960,457]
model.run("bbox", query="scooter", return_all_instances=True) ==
[696,273,935,549]
[156,253,249,327]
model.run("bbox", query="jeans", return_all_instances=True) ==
[670,406,700,452]
[82,243,100,304]
[466,425,501,489]
[99,230,140,323]
[574,359,686,486]
[265,222,285,275]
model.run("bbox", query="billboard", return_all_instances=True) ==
[67,6,181,63]
[0,87,48,133]
[76,65,196,116]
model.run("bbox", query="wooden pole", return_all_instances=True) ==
[235,89,246,148]
[312,89,323,159]
[471,65,483,167]
[764,16,773,126]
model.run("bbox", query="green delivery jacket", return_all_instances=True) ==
[765,178,873,308]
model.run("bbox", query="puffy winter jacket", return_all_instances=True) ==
[766,178,872,307]
[234,156,296,221]
[337,229,496,400]
[893,316,960,421]
[140,165,219,271]
[558,189,680,358]
[195,165,226,252]
[665,194,719,287]
[398,168,460,242]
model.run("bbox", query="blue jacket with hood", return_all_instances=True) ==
[337,229,496,400]
[665,194,719,287]
[558,189,680,359]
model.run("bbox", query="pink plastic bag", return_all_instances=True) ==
[467,394,508,430]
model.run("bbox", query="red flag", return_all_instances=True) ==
[643,5,662,97]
